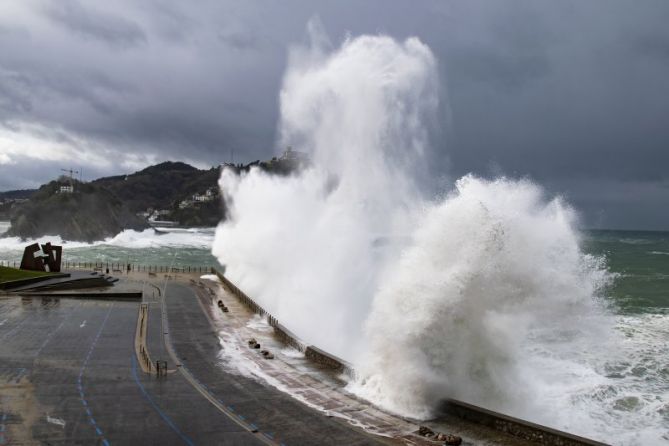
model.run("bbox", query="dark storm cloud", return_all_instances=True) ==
[45,0,147,48]
[0,0,668,229]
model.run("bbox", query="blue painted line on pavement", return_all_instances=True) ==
[0,413,6,445]
[77,305,113,446]
[131,355,195,446]
[163,283,284,445]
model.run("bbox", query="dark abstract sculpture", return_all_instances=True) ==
[20,242,62,272]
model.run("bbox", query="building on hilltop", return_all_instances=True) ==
[59,185,74,194]
[177,189,217,210]
[280,146,309,162]
[192,188,215,203]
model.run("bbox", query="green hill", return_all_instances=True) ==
[1,153,307,240]
[93,162,221,213]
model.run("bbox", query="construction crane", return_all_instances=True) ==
[60,168,80,193]
[61,168,79,180]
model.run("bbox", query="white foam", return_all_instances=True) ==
[352,176,615,422]
[518,313,669,445]
[0,227,215,251]
[211,26,668,444]
[214,30,436,361]
[620,238,653,245]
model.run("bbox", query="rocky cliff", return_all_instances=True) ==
[4,180,148,242]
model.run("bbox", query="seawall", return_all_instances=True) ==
[211,268,352,376]
[210,267,609,446]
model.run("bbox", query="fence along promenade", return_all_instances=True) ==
[0,260,213,274]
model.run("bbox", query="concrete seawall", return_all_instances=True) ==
[211,268,353,376]
[210,268,609,446]
[441,400,608,446]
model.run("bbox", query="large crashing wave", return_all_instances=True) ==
[214,30,437,360]
[212,25,619,438]
[350,175,612,419]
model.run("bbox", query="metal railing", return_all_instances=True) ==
[0,260,213,273]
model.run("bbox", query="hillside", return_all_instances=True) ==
[93,161,222,213]
[0,189,36,200]
[0,189,36,220]
[4,180,148,242]
[1,151,308,239]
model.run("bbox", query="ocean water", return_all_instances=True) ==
[0,224,217,268]
[585,230,669,314]
[535,229,669,444]
[207,29,669,444]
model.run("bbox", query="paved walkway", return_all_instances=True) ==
[163,281,385,446]
[0,295,265,444]
[0,271,534,445]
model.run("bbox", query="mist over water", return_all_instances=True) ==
[213,27,667,444]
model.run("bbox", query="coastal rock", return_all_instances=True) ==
[5,180,147,242]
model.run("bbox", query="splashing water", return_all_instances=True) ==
[213,27,668,445]
[214,30,436,360]
[0,227,216,266]
[350,175,612,419]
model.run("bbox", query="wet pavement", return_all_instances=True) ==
[161,281,385,446]
[0,271,540,446]
[0,275,385,445]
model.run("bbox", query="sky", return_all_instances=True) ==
[0,0,667,230]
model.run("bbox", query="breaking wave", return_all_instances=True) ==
[0,227,214,251]
[213,24,667,445]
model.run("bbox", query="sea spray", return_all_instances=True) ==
[350,175,613,419]
[209,28,657,444]
[214,30,437,359]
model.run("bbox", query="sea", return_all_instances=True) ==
[0,222,666,444]
[0,223,217,268]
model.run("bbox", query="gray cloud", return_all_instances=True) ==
[45,0,147,48]
[0,0,667,230]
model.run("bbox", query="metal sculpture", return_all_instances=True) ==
[20,242,62,272]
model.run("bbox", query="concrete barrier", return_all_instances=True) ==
[268,318,307,353]
[441,399,609,446]
[305,345,349,373]
[214,271,269,316]
[211,268,353,376]
[210,267,606,446]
